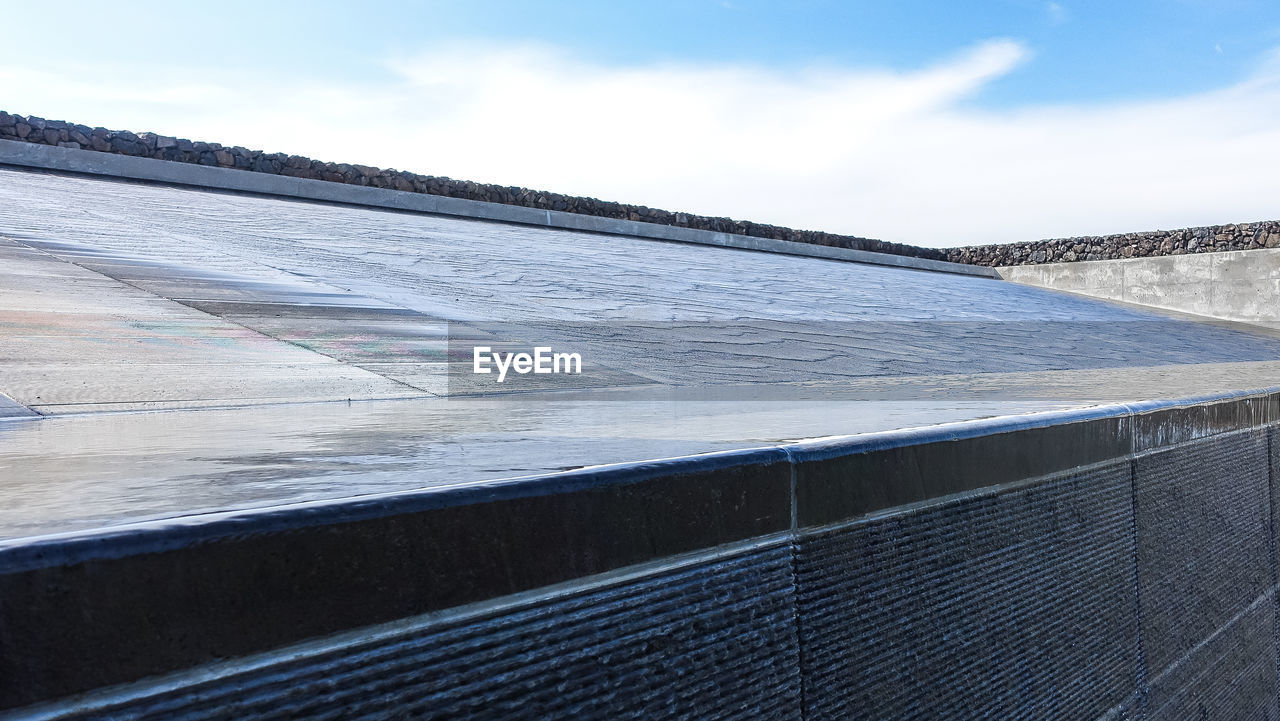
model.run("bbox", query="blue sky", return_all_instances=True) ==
[4,1,1280,245]
[10,1,1272,104]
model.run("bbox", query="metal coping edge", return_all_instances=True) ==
[2,385,1276,573]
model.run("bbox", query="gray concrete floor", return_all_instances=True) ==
[2,167,1280,539]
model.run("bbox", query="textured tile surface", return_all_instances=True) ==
[8,418,1280,719]
[1134,430,1273,676]
[795,463,1138,721]
[0,451,790,708]
[1146,594,1279,721]
[49,544,801,721]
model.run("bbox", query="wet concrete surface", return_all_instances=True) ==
[2,167,1280,539]
[0,393,33,418]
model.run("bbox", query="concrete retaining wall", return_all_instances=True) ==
[0,110,944,264]
[0,139,992,278]
[9,111,1280,273]
[1000,249,1280,325]
[5,390,1279,720]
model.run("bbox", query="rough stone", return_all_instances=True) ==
[6,107,1275,269]
[108,137,144,155]
[3,109,960,262]
[949,220,1280,267]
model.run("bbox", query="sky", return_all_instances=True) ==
[3,0,1280,246]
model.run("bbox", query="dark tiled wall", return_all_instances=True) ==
[796,463,1138,720]
[793,427,1280,720]
[54,544,802,721]
[11,403,1280,720]
[1134,432,1272,680]
[1145,595,1277,720]
[0,450,792,709]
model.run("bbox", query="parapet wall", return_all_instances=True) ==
[9,109,1280,271]
[999,248,1280,325]
[6,390,1280,719]
[948,220,1280,267]
[0,110,941,262]
[12,109,1278,271]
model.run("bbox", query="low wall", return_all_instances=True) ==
[0,110,942,263]
[0,140,991,278]
[949,221,1280,267]
[9,110,1280,272]
[999,249,1280,325]
[4,390,1279,720]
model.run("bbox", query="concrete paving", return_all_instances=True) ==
[3,166,1280,539]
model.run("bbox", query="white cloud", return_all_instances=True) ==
[4,40,1280,246]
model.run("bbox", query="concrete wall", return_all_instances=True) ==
[10,111,1280,273]
[1000,249,1280,325]
[0,109,944,263]
[5,390,1280,720]
[0,139,991,278]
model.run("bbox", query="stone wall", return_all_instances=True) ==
[0,110,943,262]
[947,221,1280,267]
[12,109,1279,270]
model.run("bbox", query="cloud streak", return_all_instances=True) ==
[4,39,1280,246]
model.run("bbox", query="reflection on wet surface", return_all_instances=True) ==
[1,167,1279,539]
[0,398,1059,539]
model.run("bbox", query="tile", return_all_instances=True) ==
[795,463,1137,720]
[1134,430,1272,676]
